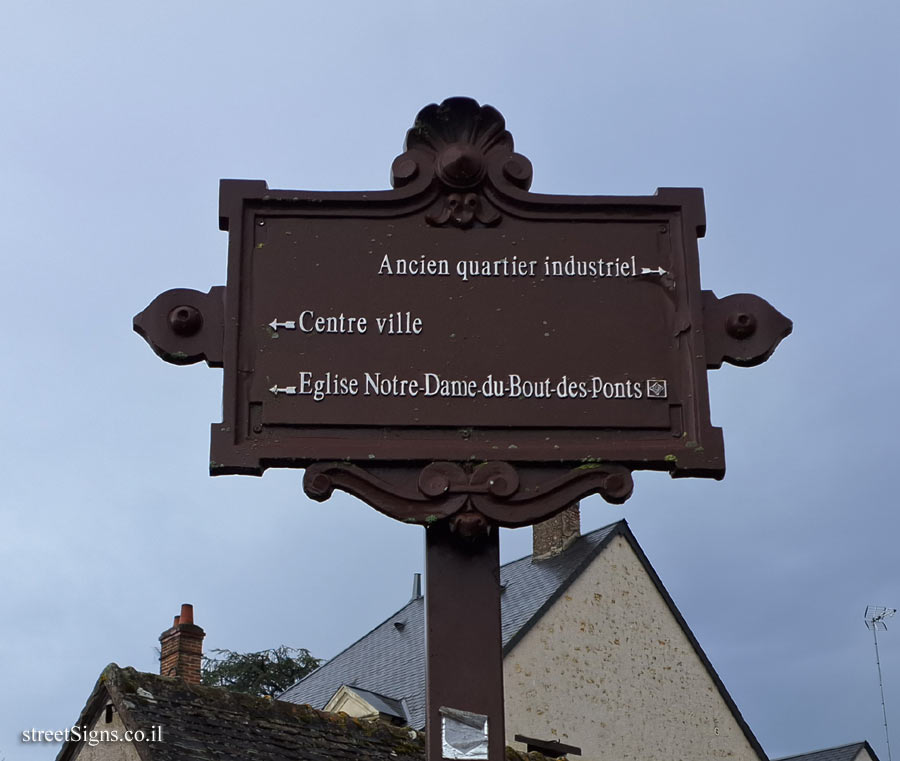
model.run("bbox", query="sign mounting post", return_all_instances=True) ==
[135,97,790,761]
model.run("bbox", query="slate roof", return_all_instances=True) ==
[775,742,880,761]
[279,522,621,729]
[56,665,554,761]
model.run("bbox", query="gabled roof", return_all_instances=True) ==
[775,742,882,761]
[280,519,769,761]
[56,664,427,761]
[279,522,621,730]
[56,665,554,761]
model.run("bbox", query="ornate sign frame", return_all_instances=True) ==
[135,98,791,761]
[135,98,790,529]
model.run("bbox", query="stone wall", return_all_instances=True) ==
[71,708,142,761]
[503,534,760,761]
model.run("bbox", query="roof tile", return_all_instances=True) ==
[58,665,558,761]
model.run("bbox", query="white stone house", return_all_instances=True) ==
[280,511,769,760]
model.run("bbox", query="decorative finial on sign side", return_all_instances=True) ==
[702,292,792,368]
[133,287,225,367]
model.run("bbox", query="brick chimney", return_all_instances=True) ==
[159,604,205,684]
[532,503,581,561]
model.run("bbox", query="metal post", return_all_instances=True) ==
[872,624,893,761]
[425,520,504,761]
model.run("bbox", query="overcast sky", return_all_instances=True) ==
[2,2,899,759]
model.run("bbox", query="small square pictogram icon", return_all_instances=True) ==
[646,379,668,399]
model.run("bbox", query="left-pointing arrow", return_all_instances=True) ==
[269,385,298,396]
[269,319,297,331]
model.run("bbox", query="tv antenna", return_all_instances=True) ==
[865,605,897,761]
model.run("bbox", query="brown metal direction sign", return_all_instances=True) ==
[135,98,790,527]
[135,98,791,761]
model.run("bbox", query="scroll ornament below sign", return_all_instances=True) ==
[134,97,791,532]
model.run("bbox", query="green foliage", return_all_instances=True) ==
[201,646,321,698]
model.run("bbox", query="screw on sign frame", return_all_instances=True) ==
[135,98,791,760]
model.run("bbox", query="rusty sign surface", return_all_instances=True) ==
[135,97,790,526]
